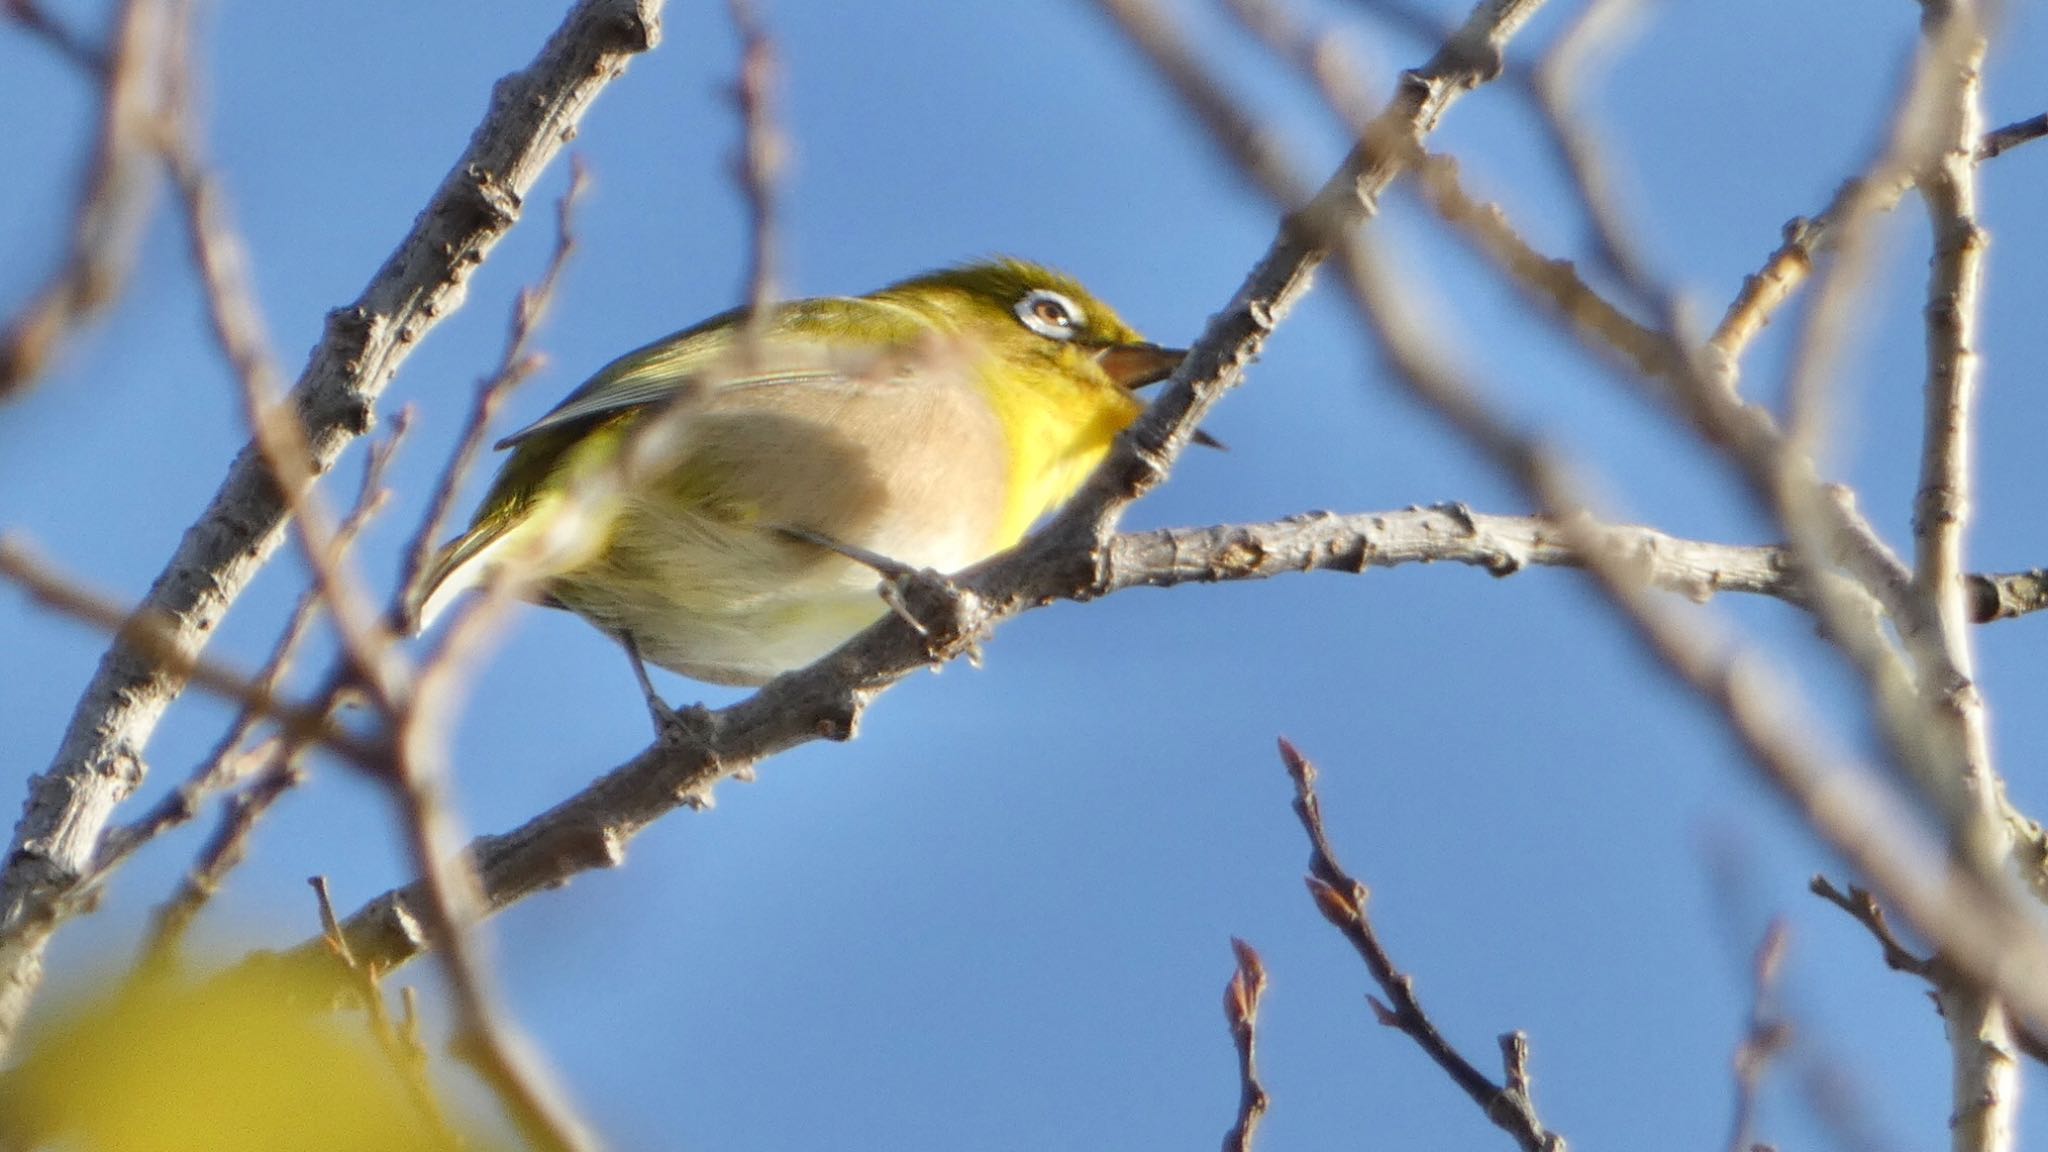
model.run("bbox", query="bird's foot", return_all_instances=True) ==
[637,680,720,765]
[771,524,987,665]
[881,567,986,668]
[621,634,723,769]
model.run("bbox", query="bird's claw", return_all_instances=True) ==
[879,567,985,666]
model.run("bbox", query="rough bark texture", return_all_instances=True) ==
[0,0,664,1053]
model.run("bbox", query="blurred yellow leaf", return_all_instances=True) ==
[0,962,493,1152]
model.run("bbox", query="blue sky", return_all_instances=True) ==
[6,1,2048,1148]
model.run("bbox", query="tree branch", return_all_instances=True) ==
[1221,938,1270,1152]
[3,0,111,75]
[289,0,1548,976]
[0,0,664,1058]
[224,497,2047,974]
[1724,919,1791,1152]
[1907,7,2014,1151]
[1280,739,1564,1152]
[0,0,162,395]
[1124,0,2048,1058]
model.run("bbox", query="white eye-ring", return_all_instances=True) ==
[1014,289,1084,340]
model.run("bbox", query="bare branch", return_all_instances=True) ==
[114,420,406,957]
[157,0,408,728]
[1906,8,2015,1149]
[1966,569,2048,623]
[1811,876,1933,979]
[1712,106,2040,371]
[1318,26,1945,772]
[1713,178,1913,377]
[1306,11,1993,871]
[0,0,665,1056]
[1526,0,1667,314]
[1104,505,1803,600]
[0,0,162,396]
[310,876,463,1148]
[1976,111,2048,160]
[187,490,2034,977]
[726,0,784,323]
[1815,874,2048,1069]
[97,416,407,880]
[122,410,401,958]
[142,746,305,958]
[288,0,1550,978]
[1320,133,2048,1065]
[1221,938,1270,1152]
[400,161,591,626]
[1409,151,1674,380]
[1280,739,1564,1152]
[1910,0,1991,717]
[3,0,109,74]
[1124,0,2048,1052]
[1725,920,1792,1152]
[393,565,602,1152]
[0,538,383,769]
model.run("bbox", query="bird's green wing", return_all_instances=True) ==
[492,303,740,449]
[403,295,941,631]
[493,295,930,449]
[493,365,844,449]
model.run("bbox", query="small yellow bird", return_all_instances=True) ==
[408,258,1185,692]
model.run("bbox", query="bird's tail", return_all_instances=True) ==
[400,519,520,635]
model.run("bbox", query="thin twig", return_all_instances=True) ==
[1975,111,2048,160]
[0,0,162,396]
[1725,920,1792,1152]
[1811,876,1933,978]
[311,876,463,1147]
[1323,128,2048,1050]
[1409,150,1673,380]
[3,0,109,74]
[1225,0,1675,407]
[1813,874,2048,1068]
[121,422,406,955]
[1527,0,1667,314]
[1712,107,2041,368]
[1221,938,1270,1152]
[152,55,559,1130]
[290,0,1551,980]
[1279,739,1564,1152]
[1906,10,2014,1149]
[0,538,382,767]
[0,0,664,1057]
[726,0,783,326]
[1909,0,1992,771]
[1104,506,1809,603]
[1295,0,1953,823]
[128,495,1949,972]
[142,746,304,958]
[387,385,616,1152]
[1773,9,1968,459]
[392,579,602,1152]
[1333,8,1981,853]
[1131,0,2048,1048]
[400,162,591,623]
[98,415,407,879]
[158,0,407,728]
[1966,568,2048,623]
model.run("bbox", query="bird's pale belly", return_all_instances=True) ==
[545,488,990,686]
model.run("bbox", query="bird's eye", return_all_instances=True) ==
[1014,289,1084,340]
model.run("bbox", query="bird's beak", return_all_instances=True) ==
[1095,342,1185,389]
[1095,342,1225,449]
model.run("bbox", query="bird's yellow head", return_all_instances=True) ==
[874,259,1184,540]
[875,258,1176,383]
